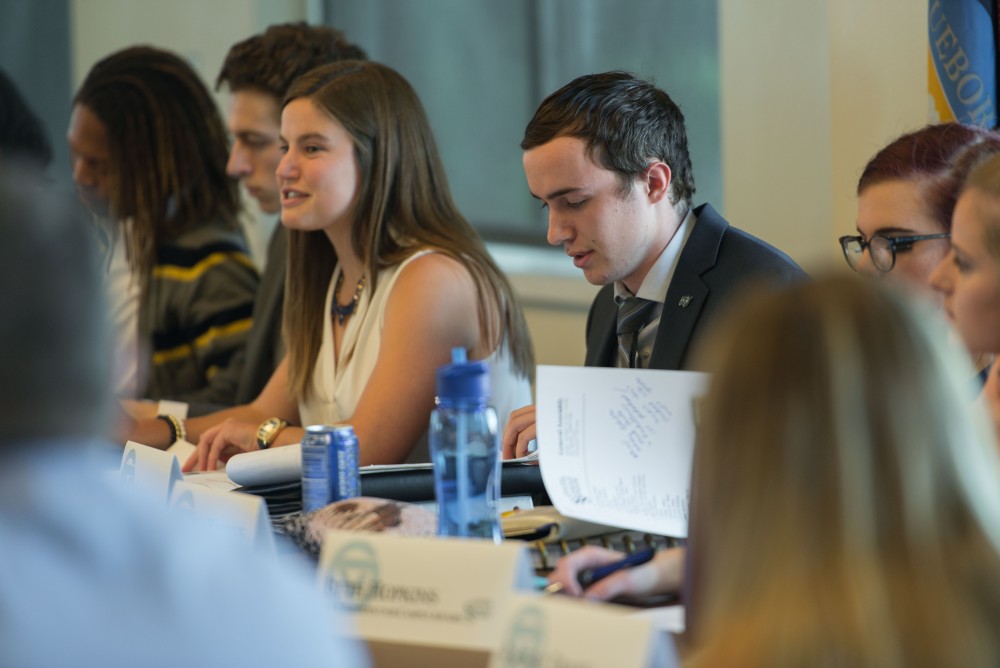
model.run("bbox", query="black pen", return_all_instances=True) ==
[576,547,656,589]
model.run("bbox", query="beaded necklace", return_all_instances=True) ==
[331,271,366,325]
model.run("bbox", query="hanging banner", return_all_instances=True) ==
[928,0,998,127]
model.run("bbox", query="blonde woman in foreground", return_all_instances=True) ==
[550,274,1000,666]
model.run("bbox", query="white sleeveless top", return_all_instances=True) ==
[298,250,532,462]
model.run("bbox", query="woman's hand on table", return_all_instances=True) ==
[183,418,258,472]
[547,545,687,602]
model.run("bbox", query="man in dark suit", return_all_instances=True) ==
[502,71,805,458]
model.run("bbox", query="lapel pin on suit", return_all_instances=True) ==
[678,295,693,308]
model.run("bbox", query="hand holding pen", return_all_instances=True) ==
[575,547,656,590]
[543,545,686,602]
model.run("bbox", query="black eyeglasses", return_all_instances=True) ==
[838,233,950,272]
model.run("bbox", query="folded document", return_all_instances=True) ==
[502,505,622,542]
[226,444,302,487]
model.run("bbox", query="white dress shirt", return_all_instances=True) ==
[613,208,696,368]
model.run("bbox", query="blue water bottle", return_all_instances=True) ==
[430,347,502,542]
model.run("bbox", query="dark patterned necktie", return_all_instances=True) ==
[616,297,655,368]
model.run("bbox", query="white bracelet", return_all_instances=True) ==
[157,400,189,419]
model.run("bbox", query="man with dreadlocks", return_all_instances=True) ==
[68,46,259,408]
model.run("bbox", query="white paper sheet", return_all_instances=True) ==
[181,470,240,492]
[630,604,686,635]
[536,365,709,537]
[226,443,302,486]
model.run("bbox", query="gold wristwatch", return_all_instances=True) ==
[256,417,288,450]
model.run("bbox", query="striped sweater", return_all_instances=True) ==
[139,223,259,403]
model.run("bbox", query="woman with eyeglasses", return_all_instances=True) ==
[840,123,1000,295]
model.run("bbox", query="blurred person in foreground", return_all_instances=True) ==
[549,274,1000,666]
[0,169,368,666]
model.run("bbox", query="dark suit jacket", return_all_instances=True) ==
[187,224,287,415]
[584,203,806,371]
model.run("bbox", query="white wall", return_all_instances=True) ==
[69,0,311,264]
[827,1,928,259]
[489,244,600,369]
[720,0,928,270]
[70,0,310,89]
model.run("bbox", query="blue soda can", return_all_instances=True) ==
[301,424,359,513]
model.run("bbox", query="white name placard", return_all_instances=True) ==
[120,440,183,504]
[490,593,679,668]
[170,481,274,553]
[318,532,534,652]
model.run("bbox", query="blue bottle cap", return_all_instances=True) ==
[436,347,490,405]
